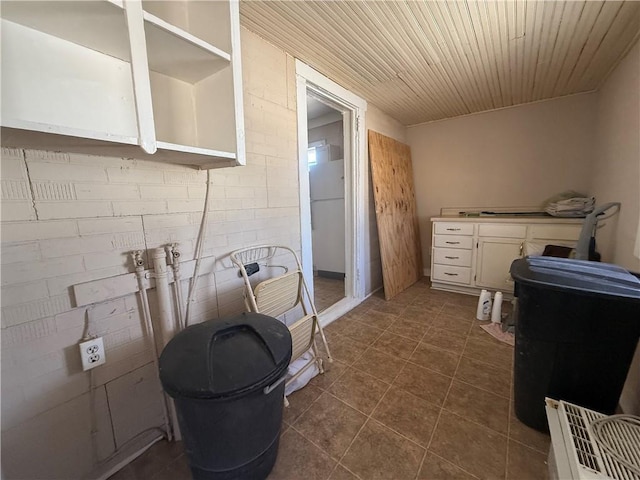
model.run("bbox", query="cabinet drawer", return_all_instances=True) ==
[432,264,472,285]
[434,222,474,236]
[433,235,474,249]
[433,248,472,267]
[529,224,582,241]
[478,224,526,238]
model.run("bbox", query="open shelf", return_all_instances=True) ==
[149,65,237,158]
[1,18,139,143]
[142,1,232,53]
[0,0,245,170]
[1,1,130,61]
[143,11,230,84]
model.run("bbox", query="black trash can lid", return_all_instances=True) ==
[159,312,292,399]
[510,256,640,302]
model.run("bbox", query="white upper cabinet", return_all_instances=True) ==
[0,0,245,170]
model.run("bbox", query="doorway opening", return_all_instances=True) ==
[306,94,346,312]
[295,60,367,324]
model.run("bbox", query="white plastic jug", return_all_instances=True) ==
[491,291,503,324]
[476,290,492,321]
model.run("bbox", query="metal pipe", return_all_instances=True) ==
[186,170,213,327]
[151,247,176,347]
[131,251,172,442]
[166,244,185,331]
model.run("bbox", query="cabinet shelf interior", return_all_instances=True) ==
[1,1,130,61]
[143,11,230,84]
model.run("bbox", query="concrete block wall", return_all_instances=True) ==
[1,27,300,479]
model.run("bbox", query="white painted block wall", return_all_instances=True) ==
[0,28,301,479]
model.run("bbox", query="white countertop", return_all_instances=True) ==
[431,215,584,224]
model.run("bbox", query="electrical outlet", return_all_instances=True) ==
[79,337,106,371]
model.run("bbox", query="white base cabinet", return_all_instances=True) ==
[431,217,583,296]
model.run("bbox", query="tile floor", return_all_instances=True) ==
[313,276,345,312]
[110,280,551,480]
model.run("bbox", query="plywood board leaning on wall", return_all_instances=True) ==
[368,130,423,300]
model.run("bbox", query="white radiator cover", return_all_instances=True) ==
[545,398,640,480]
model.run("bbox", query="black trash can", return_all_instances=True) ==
[159,312,292,480]
[510,256,640,432]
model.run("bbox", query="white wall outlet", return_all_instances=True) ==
[79,337,106,371]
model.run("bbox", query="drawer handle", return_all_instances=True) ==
[444,272,458,276]
[446,228,461,231]
[445,241,460,245]
[444,256,459,259]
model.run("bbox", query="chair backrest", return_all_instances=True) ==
[253,270,302,318]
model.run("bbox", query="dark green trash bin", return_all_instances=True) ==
[159,312,292,479]
[510,256,640,432]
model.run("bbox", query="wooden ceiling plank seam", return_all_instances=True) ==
[506,0,520,106]
[594,20,640,91]
[241,4,346,75]
[526,0,549,100]
[370,1,469,117]
[491,1,512,105]
[355,1,461,116]
[337,0,449,115]
[333,1,413,75]
[397,72,455,120]
[514,0,528,105]
[412,0,483,112]
[279,1,395,83]
[405,1,477,114]
[463,0,503,109]
[533,1,567,101]
[477,0,507,108]
[578,1,640,91]
[545,1,589,99]
[530,1,557,101]
[245,2,390,93]
[592,3,640,91]
[276,1,396,85]
[342,1,457,119]
[477,0,506,108]
[489,1,513,105]
[241,4,385,112]
[293,2,402,83]
[409,0,479,112]
[551,1,604,96]
[369,81,435,123]
[520,0,539,106]
[427,1,490,113]
[302,2,410,84]
[565,1,622,93]
[445,0,497,112]
[363,1,468,117]
[373,78,443,121]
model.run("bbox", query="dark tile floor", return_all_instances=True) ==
[110,280,550,480]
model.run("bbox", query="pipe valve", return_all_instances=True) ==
[131,250,145,268]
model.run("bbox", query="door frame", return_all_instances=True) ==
[295,60,367,325]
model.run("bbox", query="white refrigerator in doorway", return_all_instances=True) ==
[309,159,345,277]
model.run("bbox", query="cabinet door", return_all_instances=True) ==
[476,238,523,291]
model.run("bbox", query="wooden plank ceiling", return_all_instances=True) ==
[240,1,640,125]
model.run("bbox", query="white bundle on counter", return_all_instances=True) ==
[544,193,595,217]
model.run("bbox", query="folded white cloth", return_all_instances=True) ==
[545,196,595,217]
